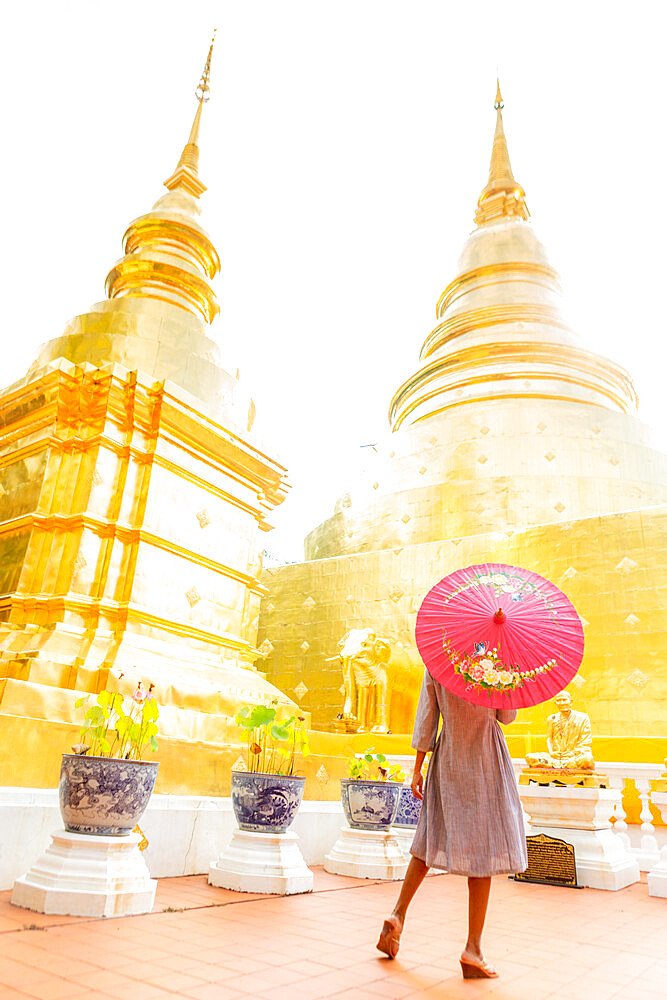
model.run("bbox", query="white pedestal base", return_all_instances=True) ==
[324,826,408,880]
[647,847,667,898]
[519,783,621,831]
[208,829,313,895]
[647,791,667,897]
[520,784,639,891]
[11,830,156,917]
[526,823,640,891]
[393,826,416,860]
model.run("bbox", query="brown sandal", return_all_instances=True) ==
[376,917,401,959]
[460,958,498,979]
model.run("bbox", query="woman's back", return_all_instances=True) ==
[411,670,527,877]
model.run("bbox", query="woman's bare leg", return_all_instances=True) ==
[393,855,429,924]
[378,758,428,958]
[377,856,429,957]
[461,876,495,970]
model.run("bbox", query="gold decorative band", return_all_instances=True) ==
[0,593,260,655]
[421,302,570,360]
[390,342,638,429]
[0,511,266,596]
[435,261,562,319]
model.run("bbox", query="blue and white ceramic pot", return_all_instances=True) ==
[231,771,306,834]
[340,778,402,831]
[393,783,423,829]
[59,754,159,836]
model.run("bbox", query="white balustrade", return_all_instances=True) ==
[514,760,665,872]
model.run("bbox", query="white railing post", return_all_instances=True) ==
[608,775,631,851]
[634,777,660,871]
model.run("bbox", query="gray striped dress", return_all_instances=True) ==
[410,669,527,877]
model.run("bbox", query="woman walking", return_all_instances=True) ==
[377,668,527,978]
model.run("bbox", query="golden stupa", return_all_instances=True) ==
[0,39,340,795]
[259,84,667,765]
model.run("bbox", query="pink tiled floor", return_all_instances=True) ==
[0,869,664,999]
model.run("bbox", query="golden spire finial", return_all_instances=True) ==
[474,79,529,227]
[164,31,217,198]
[488,89,514,186]
[195,30,215,103]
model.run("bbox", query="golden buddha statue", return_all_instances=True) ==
[526,691,594,770]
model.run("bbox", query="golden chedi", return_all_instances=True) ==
[259,84,667,766]
[0,40,311,795]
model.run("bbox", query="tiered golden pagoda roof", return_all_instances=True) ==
[25,33,254,428]
[105,35,220,322]
[389,83,637,430]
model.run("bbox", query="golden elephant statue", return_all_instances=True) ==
[331,627,421,734]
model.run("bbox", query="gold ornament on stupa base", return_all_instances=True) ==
[328,627,421,735]
[521,692,608,788]
[331,628,392,734]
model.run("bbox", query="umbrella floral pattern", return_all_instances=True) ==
[415,563,585,710]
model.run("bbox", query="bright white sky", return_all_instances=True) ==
[1,1,665,560]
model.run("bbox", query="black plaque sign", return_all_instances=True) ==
[513,833,578,888]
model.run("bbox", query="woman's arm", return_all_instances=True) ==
[411,750,427,799]
[410,671,440,800]
[412,670,440,752]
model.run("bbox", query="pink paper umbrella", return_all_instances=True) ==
[415,563,585,709]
